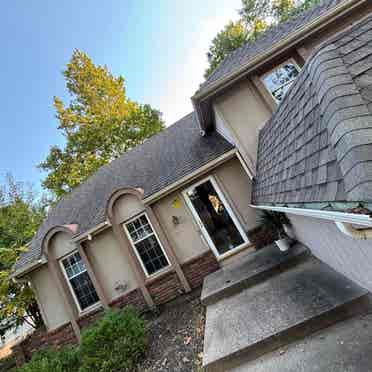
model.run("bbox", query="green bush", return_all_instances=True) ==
[79,307,147,372]
[17,346,80,372]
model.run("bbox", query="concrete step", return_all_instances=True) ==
[201,243,309,306]
[203,258,369,371]
[221,311,372,372]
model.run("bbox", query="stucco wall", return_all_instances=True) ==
[50,232,76,259]
[29,265,70,330]
[113,194,145,223]
[289,214,372,292]
[152,157,257,263]
[85,228,139,302]
[213,158,257,232]
[213,80,271,172]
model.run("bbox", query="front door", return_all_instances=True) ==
[183,177,248,258]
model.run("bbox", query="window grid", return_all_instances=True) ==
[61,252,99,311]
[125,214,170,276]
[262,61,300,103]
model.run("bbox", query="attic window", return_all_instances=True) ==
[262,60,300,103]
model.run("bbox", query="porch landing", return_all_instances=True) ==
[202,245,370,371]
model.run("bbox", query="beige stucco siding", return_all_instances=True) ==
[114,194,145,223]
[152,157,257,263]
[289,214,372,292]
[213,80,271,173]
[213,158,257,232]
[152,190,208,264]
[50,232,77,259]
[85,228,139,302]
[30,265,70,330]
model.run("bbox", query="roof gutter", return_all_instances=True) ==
[251,204,372,227]
[10,256,48,280]
[193,0,366,107]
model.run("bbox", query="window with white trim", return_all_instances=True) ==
[262,61,300,103]
[124,214,169,276]
[61,252,99,311]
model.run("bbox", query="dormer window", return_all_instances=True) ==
[262,60,300,103]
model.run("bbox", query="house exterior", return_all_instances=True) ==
[11,0,372,361]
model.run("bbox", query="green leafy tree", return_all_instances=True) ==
[39,50,165,197]
[205,0,320,77]
[205,21,248,78]
[0,175,47,336]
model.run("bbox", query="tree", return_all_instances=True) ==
[39,50,165,197]
[205,0,320,77]
[205,21,248,78]
[0,175,47,337]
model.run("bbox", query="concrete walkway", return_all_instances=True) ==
[201,244,370,371]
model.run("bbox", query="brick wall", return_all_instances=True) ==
[147,271,183,306]
[182,251,219,289]
[12,250,220,366]
[12,323,77,366]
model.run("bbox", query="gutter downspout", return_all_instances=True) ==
[335,222,372,240]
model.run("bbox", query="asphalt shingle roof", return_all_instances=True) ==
[253,14,372,206]
[15,112,234,271]
[198,0,344,95]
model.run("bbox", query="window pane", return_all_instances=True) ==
[135,235,169,275]
[62,252,99,310]
[125,215,169,275]
[70,271,99,310]
[263,62,300,103]
[62,252,86,279]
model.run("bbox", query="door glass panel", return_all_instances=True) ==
[186,180,244,255]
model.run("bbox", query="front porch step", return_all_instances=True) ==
[201,243,309,306]
[216,311,372,372]
[203,258,369,371]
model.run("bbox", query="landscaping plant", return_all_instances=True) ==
[16,346,80,372]
[79,307,147,372]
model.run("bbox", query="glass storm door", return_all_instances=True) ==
[183,177,248,257]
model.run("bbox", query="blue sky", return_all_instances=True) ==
[0,0,240,190]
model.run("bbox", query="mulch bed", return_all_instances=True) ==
[136,289,205,372]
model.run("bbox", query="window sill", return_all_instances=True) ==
[78,302,102,318]
[144,266,173,285]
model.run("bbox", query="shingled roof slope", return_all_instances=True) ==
[253,14,372,206]
[198,0,343,94]
[15,113,234,271]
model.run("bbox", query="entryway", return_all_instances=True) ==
[183,176,248,259]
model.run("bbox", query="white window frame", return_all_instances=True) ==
[261,59,301,104]
[123,212,170,278]
[182,175,249,260]
[60,250,100,314]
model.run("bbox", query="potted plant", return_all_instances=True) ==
[258,210,293,252]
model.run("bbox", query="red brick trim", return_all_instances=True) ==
[147,271,183,305]
[182,251,219,289]
[12,323,77,367]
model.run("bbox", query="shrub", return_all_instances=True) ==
[79,307,147,372]
[17,346,80,372]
